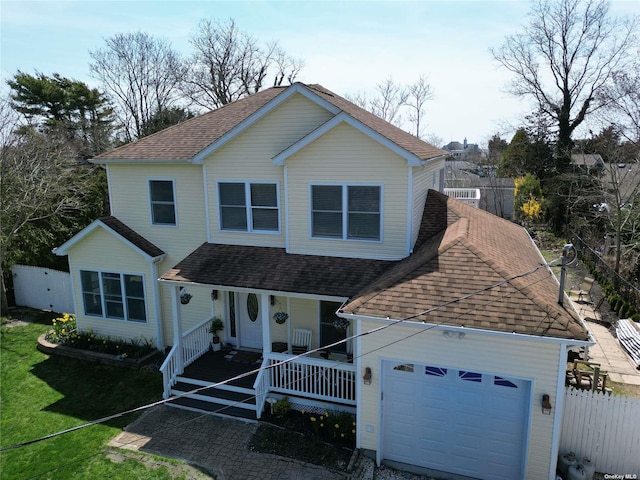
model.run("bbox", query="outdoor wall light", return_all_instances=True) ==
[211,289,218,301]
[363,367,372,385]
[542,394,552,415]
[270,295,276,306]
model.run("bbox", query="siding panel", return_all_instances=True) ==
[357,318,560,480]
[411,161,444,249]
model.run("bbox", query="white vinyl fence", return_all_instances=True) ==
[560,387,640,474]
[12,265,75,314]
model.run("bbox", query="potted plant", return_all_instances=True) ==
[273,311,289,325]
[209,317,224,351]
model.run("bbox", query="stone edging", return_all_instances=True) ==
[37,333,159,369]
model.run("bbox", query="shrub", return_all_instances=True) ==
[309,410,356,443]
[631,313,640,322]
[271,397,290,419]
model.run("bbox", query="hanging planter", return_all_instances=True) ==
[180,288,192,305]
[273,311,289,325]
[333,317,350,331]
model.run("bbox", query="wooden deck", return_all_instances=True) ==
[181,349,260,388]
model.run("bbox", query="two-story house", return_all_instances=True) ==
[55,83,591,480]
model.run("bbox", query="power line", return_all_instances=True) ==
[2,261,552,459]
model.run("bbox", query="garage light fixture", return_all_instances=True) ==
[363,367,372,385]
[542,394,552,415]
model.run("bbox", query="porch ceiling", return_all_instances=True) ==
[160,243,394,298]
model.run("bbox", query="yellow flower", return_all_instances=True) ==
[320,423,324,427]
[310,417,316,422]
[335,424,339,429]
[341,433,345,438]
[352,421,356,426]
[352,429,355,434]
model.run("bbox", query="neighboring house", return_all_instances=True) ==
[442,138,480,159]
[55,83,591,480]
[445,159,516,219]
[571,153,605,170]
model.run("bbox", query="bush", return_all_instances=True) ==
[45,315,155,359]
[309,410,356,443]
[270,397,290,419]
[631,313,640,322]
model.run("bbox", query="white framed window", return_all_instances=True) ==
[311,184,382,241]
[80,270,147,323]
[218,181,279,233]
[149,179,176,226]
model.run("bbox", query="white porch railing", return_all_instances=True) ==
[160,317,212,399]
[444,187,481,207]
[253,361,270,418]
[266,353,357,405]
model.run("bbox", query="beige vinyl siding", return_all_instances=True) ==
[358,318,560,480]
[411,159,445,249]
[67,227,157,342]
[205,93,334,247]
[107,163,207,266]
[289,298,319,349]
[287,123,409,260]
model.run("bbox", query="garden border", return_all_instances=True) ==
[37,333,160,369]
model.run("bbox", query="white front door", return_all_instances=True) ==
[238,292,263,349]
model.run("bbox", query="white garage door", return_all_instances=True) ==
[382,361,531,480]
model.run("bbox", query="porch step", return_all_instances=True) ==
[167,395,257,421]
[169,377,257,420]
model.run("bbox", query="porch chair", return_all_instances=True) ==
[578,277,595,304]
[289,328,312,355]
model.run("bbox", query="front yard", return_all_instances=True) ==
[0,309,186,480]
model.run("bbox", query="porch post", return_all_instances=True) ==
[171,285,184,374]
[261,293,270,353]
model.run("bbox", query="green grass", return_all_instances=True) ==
[0,311,179,480]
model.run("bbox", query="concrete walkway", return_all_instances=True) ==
[585,320,640,385]
[109,405,349,480]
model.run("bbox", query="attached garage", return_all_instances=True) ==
[382,360,532,480]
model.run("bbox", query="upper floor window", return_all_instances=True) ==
[311,185,381,241]
[218,182,279,233]
[80,270,147,322]
[149,180,176,225]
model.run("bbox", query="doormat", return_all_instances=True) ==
[225,350,262,364]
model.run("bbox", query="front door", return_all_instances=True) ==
[238,292,263,349]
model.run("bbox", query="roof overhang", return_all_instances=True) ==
[272,111,425,167]
[53,219,166,263]
[90,158,191,165]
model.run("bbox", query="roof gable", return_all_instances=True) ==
[91,83,445,164]
[54,216,165,261]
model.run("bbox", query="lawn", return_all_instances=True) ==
[0,309,184,480]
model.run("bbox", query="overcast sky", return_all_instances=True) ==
[2,0,639,147]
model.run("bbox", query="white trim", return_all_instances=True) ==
[53,219,165,262]
[272,112,423,167]
[284,164,290,251]
[355,317,363,450]
[550,344,569,480]
[147,178,178,228]
[91,158,190,165]
[191,83,341,164]
[157,279,348,303]
[261,293,270,352]
[405,167,413,256]
[202,164,211,243]
[151,261,164,350]
[216,180,281,234]
[105,165,114,215]
[308,183,384,243]
[78,268,149,324]
[340,313,595,347]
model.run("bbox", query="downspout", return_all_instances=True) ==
[406,166,413,256]
[261,293,270,353]
[151,258,165,352]
[550,343,570,480]
[284,164,289,252]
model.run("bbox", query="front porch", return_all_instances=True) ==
[161,317,358,420]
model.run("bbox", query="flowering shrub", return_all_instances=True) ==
[45,315,155,359]
[309,410,356,443]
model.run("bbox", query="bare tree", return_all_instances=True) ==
[0,97,90,313]
[181,19,302,109]
[491,0,637,165]
[370,77,408,126]
[404,75,434,138]
[600,60,640,145]
[89,32,184,141]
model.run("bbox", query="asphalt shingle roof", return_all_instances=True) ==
[99,216,165,258]
[94,83,445,163]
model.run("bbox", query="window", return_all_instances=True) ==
[320,301,346,353]
[459,370,482,383]
[218,182,279,232]
[149,180,176,225]
[425,366,447,377]
[80,270,147,322]
[311,185,381,241]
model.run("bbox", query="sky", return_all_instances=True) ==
[2,0,639,148]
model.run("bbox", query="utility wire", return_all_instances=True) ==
[2,261,551,457]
